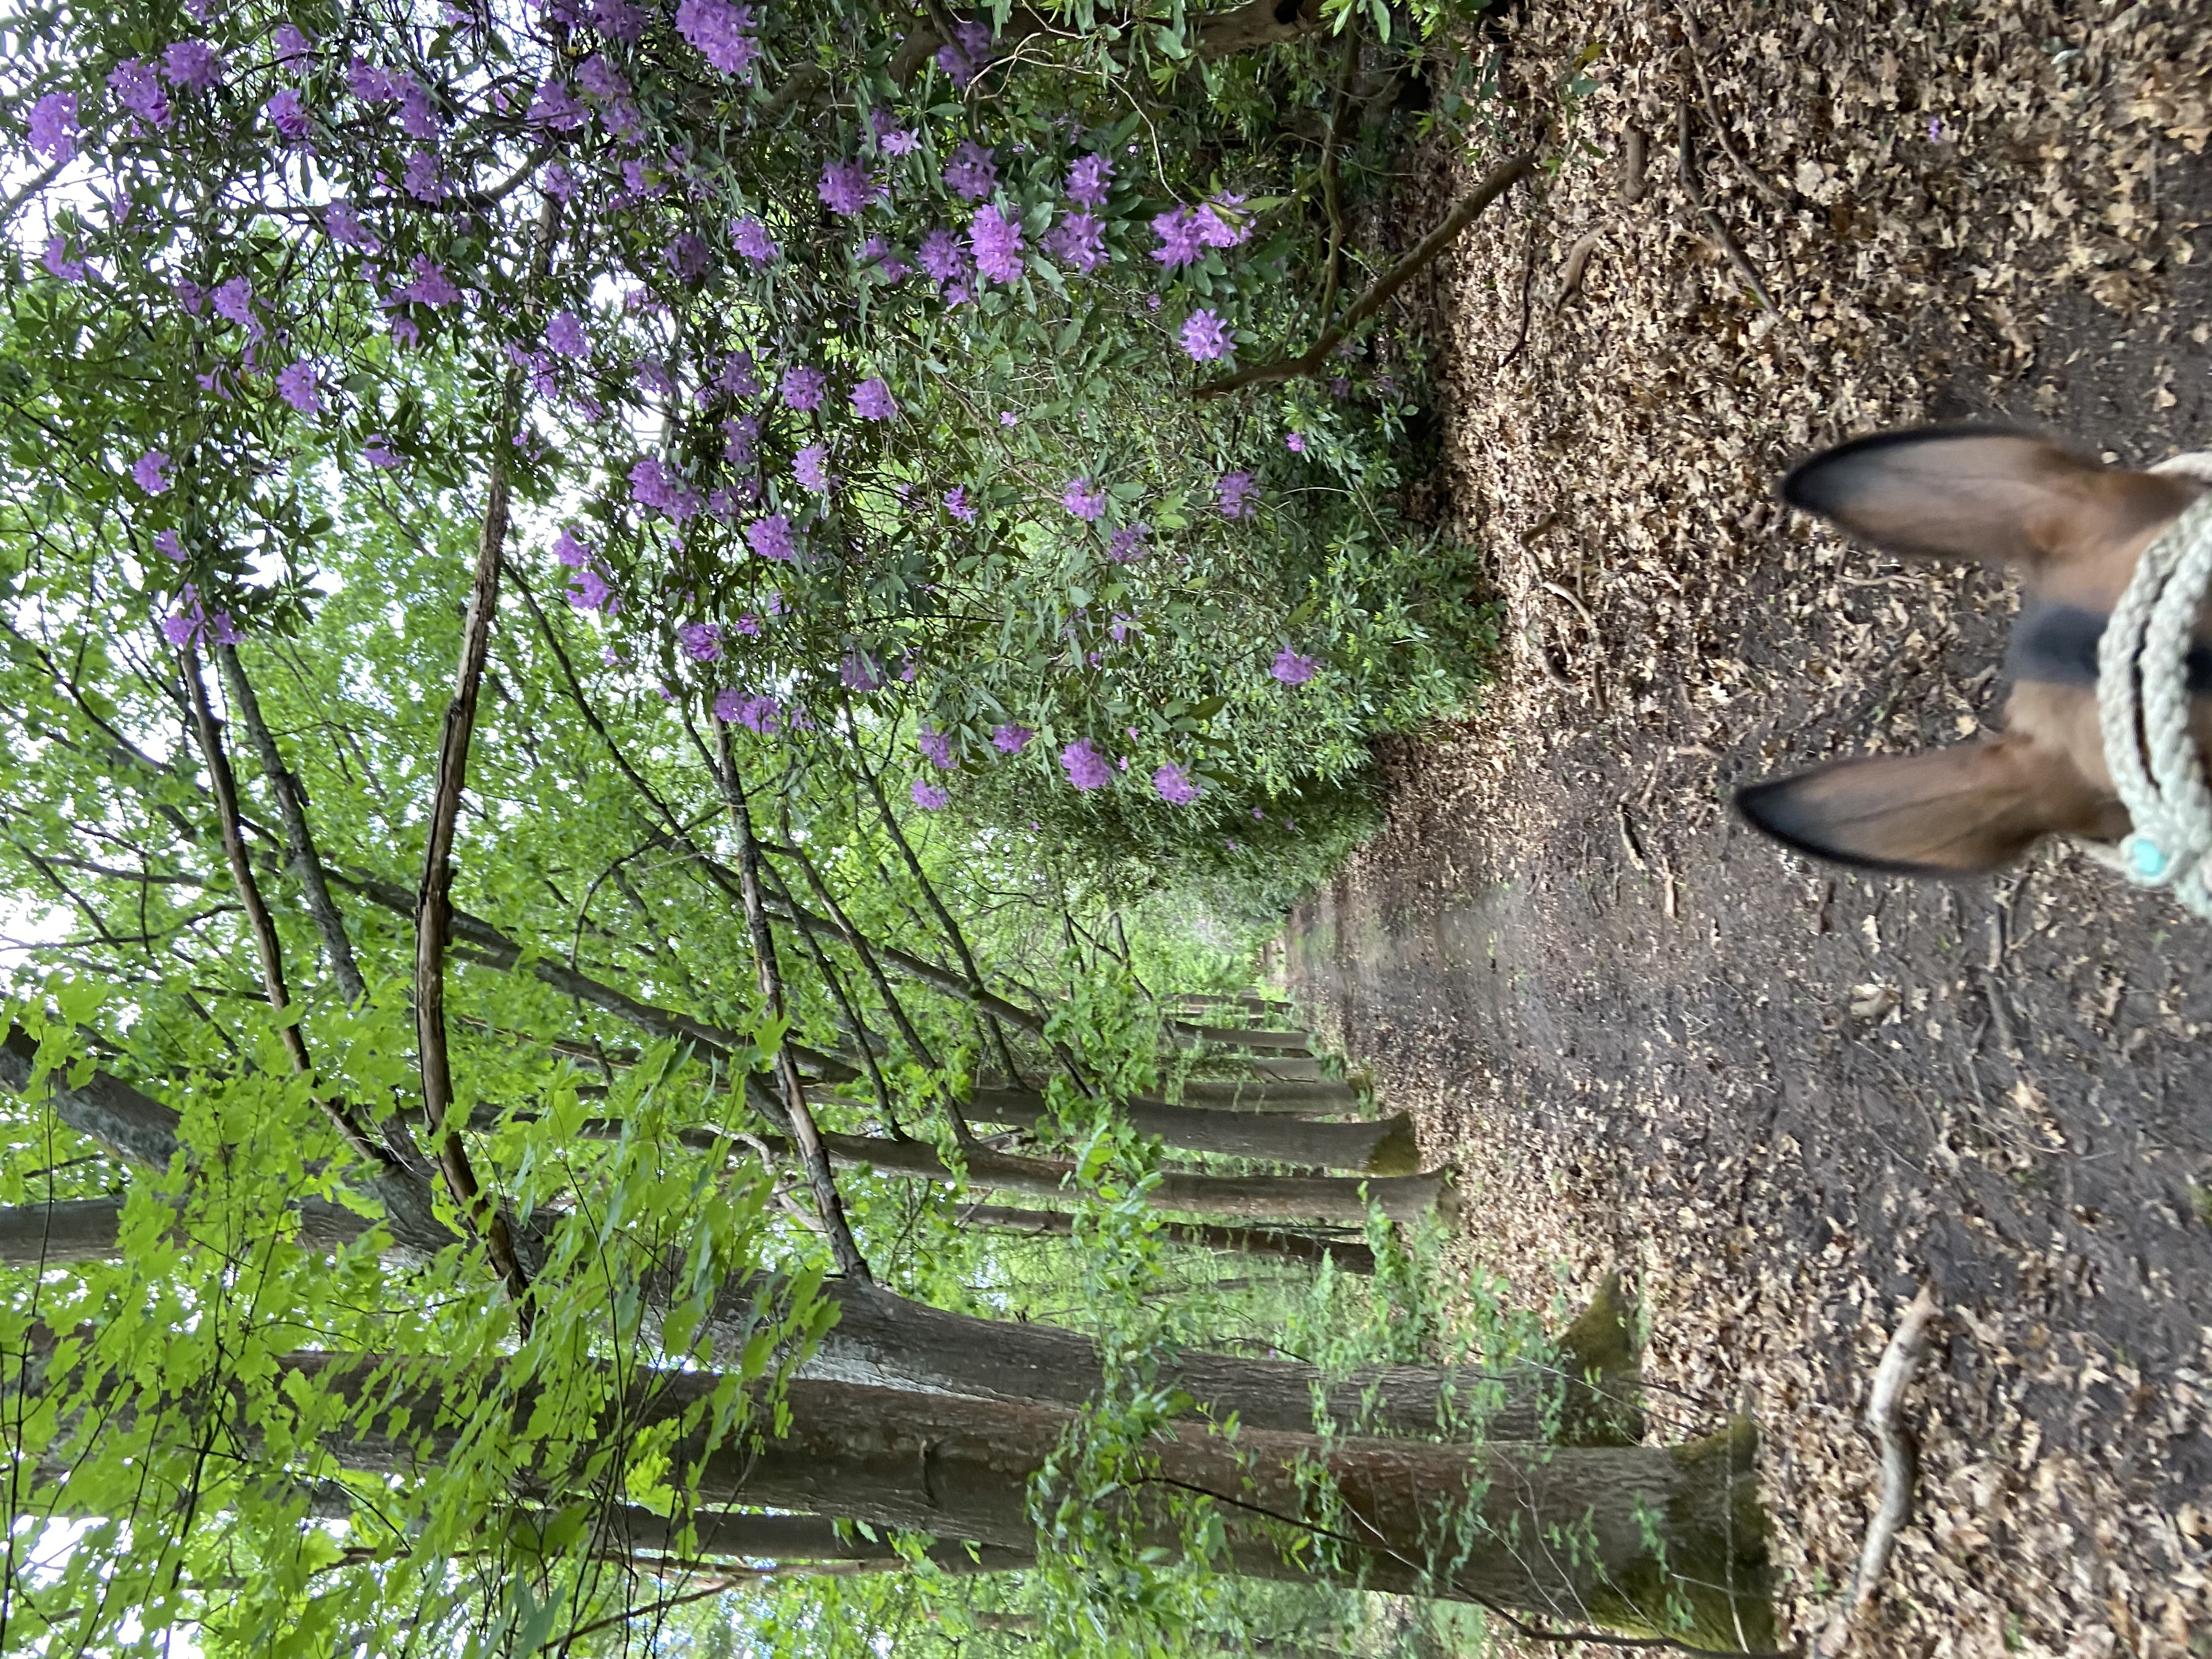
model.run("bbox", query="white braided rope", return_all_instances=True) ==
[2094,451,2212,919]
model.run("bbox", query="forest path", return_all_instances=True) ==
[1288,2,2212,1652]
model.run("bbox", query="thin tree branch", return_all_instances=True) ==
[1196,150,1535,398]
[708,721,870,1283]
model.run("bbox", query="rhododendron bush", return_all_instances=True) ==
[5,0,1490,865]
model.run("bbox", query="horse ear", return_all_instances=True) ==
[1781,426,2198,573]
[1734,733,2127,874]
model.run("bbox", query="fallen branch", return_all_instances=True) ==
[1676,102,1778,316]
[1821,1285,1943,1654]
[1196,150,1535,398]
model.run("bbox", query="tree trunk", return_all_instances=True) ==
[799,1127,1451,1225]
[0,1205,1635,1447]
[961,1204,1376,1276]
[1173,1077,1361,1113]
[1165,1023,1315,1052]
[20,1335,1766,1650]
[962,1086,1420,1175]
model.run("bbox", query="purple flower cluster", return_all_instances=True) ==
[935,19,993,85]
[716,690,785,732]
[595,0,647,41]
[676,0,763,77]
[400,257,461,307]
[42,237,84,283]
[918,726,956,768]
[991,723,1034,754]
[840,650,885,691]
[917,228,971,294]
[944,485,977,522]
[1271,647,1318,685]
[1066,153,1113,207]
[1151,208,1205,270]
[732,216,778,262]
[28,92,79,163]
[398,80,441,139]
[402,150,446,204]
[819,160,877,217]
[678,621,724,662]
[1153,763,1200,805]
[1105,523,1150,563]
[275,359,319,415]
[1217,471,1259,518]
[349,58,405,102]
[154,530,187,562]
[546,309,589,357]
[161,583,242,649]
[944,142,998,202]
[719,354,762,398]
[531,78,588,131]
[133,450,172,495]
[1046,213,1106,275]
[109,61,172,131]
[1060,738,1110,791]
[747,512,795,562]
[325,201,379,251]
[911,779,950,810]
[970,206,1024,284]
[793,443,834,492]
[851,376,896,420]
[1179,308,1230,362]
[1061,478,1107,522]
[162,40,225,91]
[782,364,827,411]
[631,458,702,521]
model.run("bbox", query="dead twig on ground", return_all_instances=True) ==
[1821,1285,1943,1655]
[1675,102,1779,317]
[1675,6,1785,204]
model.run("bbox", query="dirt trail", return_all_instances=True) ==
[1288,3,2212,1652]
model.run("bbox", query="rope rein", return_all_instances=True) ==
[2095,451,2212,921]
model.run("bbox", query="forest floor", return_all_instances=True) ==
[1283,3,2212,1655]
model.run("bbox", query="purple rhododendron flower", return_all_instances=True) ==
[911,778,950,810]
[723,415,760,464]
[630,458,702,521]
[851,377,896,420]
[401,257,461,307]
[840,650,885,691]
[782,365,827,411]
[944,486,977,522]
[109,61,172,129]
[212,276,257,330]
[1106,523,1150,563]
[161,584,243,649]
[567,565,615,613]
[676,0,763,78]
[1061,478,1107,522]
[546,309,588,357]
[162,40,224,90]
[1180,309,1230,362]
[552,527,593,567]
[732,216,778,262]
[1150,207,1204,270]
[1060,738,1110,791]
[1153,763,1199,804]
[154,529,186,562]
[917,227,970,290]
[1066,153,1113,207]
[133,450,172,495]
[1217,470,1259,518]
[402,150,445,203]
[747,513,795,562]
[398,80,441,138]
[174,279,206,315]
[324,201,378,251]
[363,438,403,467]
[595,0,647,41]
[274,23,313,64]
[1197,192,1252,248]
[1271,647,1318,685]
[275,359,319,414]
[1286,431,1307,453]
[530,78,588,130]
[719,354,761,399]
[918,726,955,768]
[944,141,997,201]
[389,315,420,348]
[1046,213,1106,275]
[577,54,630,101]
[669,232,712,284]
[678,621,723,662]
[991,723,1034,754]
[541,161,578,202]
[970,205,1024,284]
[41,237,84,283]
[28,92,78,163]
[818,160,877,216]
[935,18,992,84]
[348,58,402,101]
[793,443,834,492]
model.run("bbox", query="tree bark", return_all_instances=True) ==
[961,1204,1376,1276]
[961,1086,1420,1175]
[1173,1077,1362,1114]
[1166,1023,1316,1052]
[19,1334,1767,1649]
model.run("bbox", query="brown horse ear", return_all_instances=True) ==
[1781,426,2198,573]
[1735,733,2127,874]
